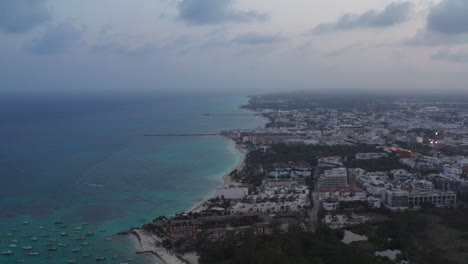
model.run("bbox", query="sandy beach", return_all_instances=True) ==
[130,103,261,264]
[131,140,248,264]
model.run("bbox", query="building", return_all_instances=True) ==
[214,188,249,200]
[318,167,348,190]
[383,189,457,210]
[355,153,388,160]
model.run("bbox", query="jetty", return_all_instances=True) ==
[203,113,258,116]
[144,133,219,137]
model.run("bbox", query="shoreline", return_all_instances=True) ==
[130,96,262,264]
[129,139,248,264]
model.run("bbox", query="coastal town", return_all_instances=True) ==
[137,93,468,264]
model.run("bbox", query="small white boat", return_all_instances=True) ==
[2,250,13,255]
[9,244,17,248]
[29,252,39,256]
[22,246,33,250]
[31,236,38,241]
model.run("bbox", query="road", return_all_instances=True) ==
[308,167,320,232]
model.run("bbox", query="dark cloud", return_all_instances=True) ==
[313,2,413,33]
[403,30,468,46]
[178,0,267,25]
[326,44,363,57]
[27,23,83,55]
[232,33,286,45]
[432,49,468,63]
[0,0,51,34]
[427,0,468,34]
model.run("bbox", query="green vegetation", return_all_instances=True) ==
[343,154,407,172]
[346,209,468,264]
[199,225,385,264]
[248,144,382,168]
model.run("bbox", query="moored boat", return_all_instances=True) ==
[2,250,13,255]
[71,247,81,252]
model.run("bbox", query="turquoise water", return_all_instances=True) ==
[0,94,263,263]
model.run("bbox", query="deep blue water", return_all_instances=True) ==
[0,93,263,263]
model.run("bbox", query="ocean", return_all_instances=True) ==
[0,93,264,263]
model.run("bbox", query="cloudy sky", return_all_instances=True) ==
[1,0,467,95]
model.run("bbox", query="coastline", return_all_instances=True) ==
[129,138,248,264]
[130,96,263,264]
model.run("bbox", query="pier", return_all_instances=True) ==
[203,113,258,116]
[144,133,220,137]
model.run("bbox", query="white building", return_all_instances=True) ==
[318,167,348,190]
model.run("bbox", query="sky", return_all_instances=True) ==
[1,0,468,96]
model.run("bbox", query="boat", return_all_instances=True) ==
[9,244,17,248]
[11,228,21,231]
[44,242,52,246]
[104,237,112,241]
[6,233,13,237]
[95,256,106,261]
[74,226,82,231]
[51,229,58,232]
[23,221,29,225]
[54,221,63,225]
[80,242,89,246]
[75,237,85,240]
[29,252,39,256]
[60,232,68,236]
[39,226,45,230]
[2,250,13,255]
[71,247,81,252]
[11,240,19,243]
[48,247,57,251]
[85,232,94,236]
[21,234,29,238]
[45,254,53,258]
[112,254,119,259]
[59,243,69,247]
[49,238,57,242]
[22,246,33,250]
[81,254,91,258]
[67,260,77,263]
[41,234,50,237]
[31,236,38,241]
[14,258,24,263]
